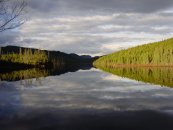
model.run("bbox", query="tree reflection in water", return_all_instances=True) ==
[0,63,92,82]
[96,66,173,88]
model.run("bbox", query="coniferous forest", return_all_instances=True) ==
[94,38,173,67]
[0,46,95,70]
[0,48,48,66]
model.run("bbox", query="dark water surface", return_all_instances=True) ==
[0,67,173,130]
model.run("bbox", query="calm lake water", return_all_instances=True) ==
[0,67,173,130]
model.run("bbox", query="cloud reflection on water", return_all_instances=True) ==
[0,68,173,112]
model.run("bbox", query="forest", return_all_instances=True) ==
[94,38,173,67]
[0,46,95,70]
[0,48,48,66]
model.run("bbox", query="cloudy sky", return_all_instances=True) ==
[0,0,173,56]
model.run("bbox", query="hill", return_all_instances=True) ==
[94,38,173,67]
[0,46,96,70]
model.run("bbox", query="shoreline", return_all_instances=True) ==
[94,64,173,68]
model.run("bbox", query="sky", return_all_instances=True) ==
[0,0,173,56]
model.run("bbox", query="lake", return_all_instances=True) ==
[0,66,173,130]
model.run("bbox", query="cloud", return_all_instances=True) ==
[0,0,173,55]
[0,30,21,46]
[28,0,173,14]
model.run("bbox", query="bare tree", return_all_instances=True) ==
[0,0,27,32]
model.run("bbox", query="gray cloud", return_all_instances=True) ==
[0,0,173,55]
[28,0,173,15]
[0,31,21,46]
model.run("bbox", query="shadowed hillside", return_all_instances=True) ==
[0,46,97,70]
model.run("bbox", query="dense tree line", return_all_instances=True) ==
[94,38,173,66]
[0,46,94,69]
[0,48,48,66]
[0,46,68,67]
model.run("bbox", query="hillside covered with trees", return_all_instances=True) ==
[0,46,96,70]
[94,38,173,67]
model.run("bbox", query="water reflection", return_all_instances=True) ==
[96,66,173,88]
[1,67,173,129]
[0,69,48,81]
[1,68,173,111]
[0,64,92,82]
